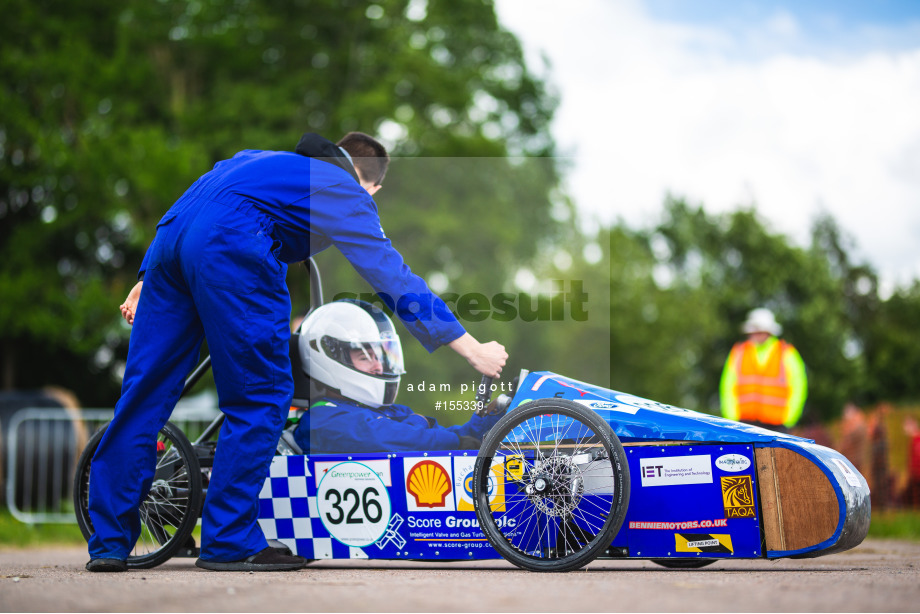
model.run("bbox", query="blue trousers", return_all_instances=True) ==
[88,199,293,562]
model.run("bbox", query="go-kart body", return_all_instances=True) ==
[257,370,870,564]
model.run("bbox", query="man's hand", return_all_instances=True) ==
[448,333,508,378]
[120,281,143,325]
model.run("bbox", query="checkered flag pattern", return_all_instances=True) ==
[257,456,366,560]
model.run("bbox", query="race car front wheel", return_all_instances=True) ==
[74,421,202,569]
[472,398,630,572]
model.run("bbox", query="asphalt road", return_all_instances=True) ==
[1,539,918,612]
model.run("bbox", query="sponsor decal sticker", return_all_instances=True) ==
[530,375,589,397]
[377,513,407,550]
[629,518,728,530]
[453,456,505,512]
[687,539,719,548]
[404,457,456,511]
[640,455,713,487]
[317,461,392,548]
[721,475,756,518]
[675,533,734,553]
[613,393,690,414]
[832,458,862,487]
[530,375,551,391]
[715,453,751,473]
[315,458,391,487]
[573,399,638,414]
[505,455,525,481]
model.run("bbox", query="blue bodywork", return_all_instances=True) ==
[257,370,870,562]
[509,371,806,445]
[509,371,870,559]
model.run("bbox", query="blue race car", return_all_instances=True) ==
[247,366,868,572]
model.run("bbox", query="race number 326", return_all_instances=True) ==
[317,462,392,548]
[323,487,383,525]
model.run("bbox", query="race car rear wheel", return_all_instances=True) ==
[74,421,202,569]
[652,559,716,569]
[473,398,630,572]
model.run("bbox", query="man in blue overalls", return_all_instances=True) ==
[87,132,508,572]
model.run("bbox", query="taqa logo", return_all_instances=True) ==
[721,475,755,518]
[715,454,751,473]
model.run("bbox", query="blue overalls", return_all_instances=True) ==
[88,144,466,562]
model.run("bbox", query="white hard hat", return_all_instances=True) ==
[298,300,405,407]
[741,308,782,336]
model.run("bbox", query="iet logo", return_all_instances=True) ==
[639,455,713,487]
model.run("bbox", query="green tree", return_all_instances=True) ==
[1,0,561,407]
[863,282,920,403]
[605,223,722,409]
[0,0,208,400]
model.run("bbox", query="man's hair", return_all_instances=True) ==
[337,132,389,186]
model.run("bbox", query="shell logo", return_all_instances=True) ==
[406,460,452,508]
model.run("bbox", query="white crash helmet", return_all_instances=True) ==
[298,299,405,408]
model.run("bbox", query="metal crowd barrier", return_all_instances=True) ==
[3,407,217,524]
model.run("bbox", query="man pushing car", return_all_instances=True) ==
[88,132,507,572]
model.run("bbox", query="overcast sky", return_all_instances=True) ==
[495,0,920,295]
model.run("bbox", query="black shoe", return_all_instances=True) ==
[195,547,306,572]
[267,539,293,556]
[86,558,127,572]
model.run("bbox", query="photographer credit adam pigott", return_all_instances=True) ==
[403,380,515,393]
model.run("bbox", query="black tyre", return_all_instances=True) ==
[74,421,203,569]
[473,398,630,572]
[651,559,716,569]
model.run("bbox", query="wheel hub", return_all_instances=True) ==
[149,479,173,501]
[526,455,584,517]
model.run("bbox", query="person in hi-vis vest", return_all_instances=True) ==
[720,308,807,432]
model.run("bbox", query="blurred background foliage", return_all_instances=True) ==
[3,0,920,427]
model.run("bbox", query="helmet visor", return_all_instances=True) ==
[321,331,405,378]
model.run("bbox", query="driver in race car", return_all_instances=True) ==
[292,300,504,454]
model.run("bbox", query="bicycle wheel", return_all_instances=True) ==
[74,421,203,569]
[473,398,630,572]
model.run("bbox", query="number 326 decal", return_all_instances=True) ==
[323,486,384,525]
[317,462,392,548]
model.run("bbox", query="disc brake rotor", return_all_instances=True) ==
[526,455,584,517]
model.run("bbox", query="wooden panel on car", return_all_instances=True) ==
[756,446,839,552]
[755,447,785,551]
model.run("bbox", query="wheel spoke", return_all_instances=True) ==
[473,399,630,572]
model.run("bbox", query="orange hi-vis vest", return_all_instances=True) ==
[732,339,792,425]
